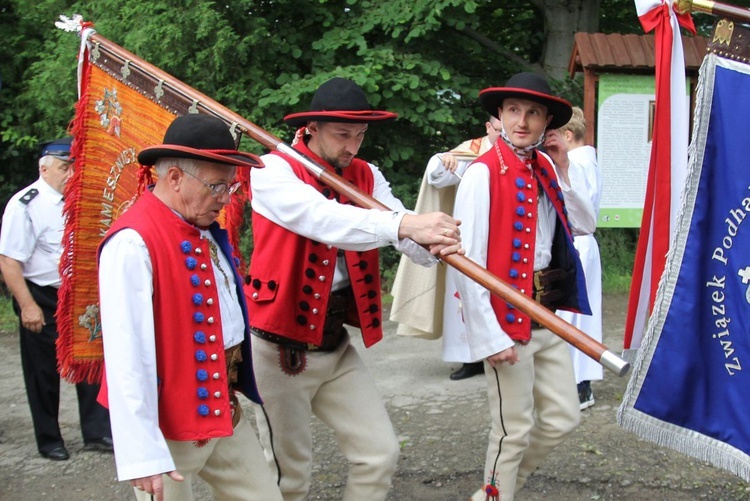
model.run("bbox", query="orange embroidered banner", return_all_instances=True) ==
[57,56,177,383]
[55,25,251,383]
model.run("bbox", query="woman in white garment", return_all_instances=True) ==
[555,106,603,410]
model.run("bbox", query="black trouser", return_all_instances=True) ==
[15,281,111,453]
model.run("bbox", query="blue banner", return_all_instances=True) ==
[618,54,750,480]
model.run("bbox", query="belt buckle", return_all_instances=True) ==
[533,269,544,291]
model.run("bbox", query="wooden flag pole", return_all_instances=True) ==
[78,27,630,376]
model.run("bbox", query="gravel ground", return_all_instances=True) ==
[1,293,749,500]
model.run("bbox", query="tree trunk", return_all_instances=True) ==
[542,0,601,80]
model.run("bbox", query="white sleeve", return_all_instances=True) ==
[99,229,175,481]
[452,164,515,360]
[369,163,436,266]
[252,154,434,265]
[0,201,34,262]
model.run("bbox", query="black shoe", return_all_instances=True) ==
[83,437,114,452]
[41,446,70,461]
[449,362,484,381]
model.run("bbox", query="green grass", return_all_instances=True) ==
[598,228,638,295]
[0,291,17,333]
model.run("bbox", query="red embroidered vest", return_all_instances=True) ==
[246,141,384,347]
[98,190,261,442]
[481,140,589,343]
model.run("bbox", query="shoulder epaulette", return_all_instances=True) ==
[19,188,39,206]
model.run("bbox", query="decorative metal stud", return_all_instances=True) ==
[121,60,131,80]
[153,79,164,100]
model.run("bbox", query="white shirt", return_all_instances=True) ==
[252,153,436,290]
[453,151,596,361]
[99,226,244,481]
[0,178,64,287]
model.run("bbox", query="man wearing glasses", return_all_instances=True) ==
[97,115,283,501]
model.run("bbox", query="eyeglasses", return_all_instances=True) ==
[487,122,502,133]
[179,168,241,198]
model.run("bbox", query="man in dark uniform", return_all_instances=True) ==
[0,137,112,460]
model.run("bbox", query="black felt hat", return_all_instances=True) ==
[479,73,573,130]
[137,114,263,168]
[39,137,73,161]
[283,77,398,128]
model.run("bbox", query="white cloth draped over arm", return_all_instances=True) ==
[252,154,435,266]
[452,163,515,361]
[424,153,470,188]
[99,229,174,481]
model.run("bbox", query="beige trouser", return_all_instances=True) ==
[474,328,580,501]
[252,334,400,501]
[133,414,283,501]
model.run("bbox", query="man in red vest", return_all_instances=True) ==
[457,73,596,501]
[98,115,283,501]
[246,77,463,501]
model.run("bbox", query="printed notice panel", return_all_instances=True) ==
[596,74,688,228]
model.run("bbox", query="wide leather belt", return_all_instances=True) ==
[532,267,568,310]
[251,286,353,352]
[251,325,347,352]
[530,267,570,329]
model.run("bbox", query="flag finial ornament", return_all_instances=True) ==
[55,14,84,33]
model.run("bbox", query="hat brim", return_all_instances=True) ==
[284,110,398,128]
[479,87,572,130]
[137,145,264,168]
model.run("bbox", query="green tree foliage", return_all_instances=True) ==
[0,0,643,204]
[1,0,77,203]
[3,0,730,289]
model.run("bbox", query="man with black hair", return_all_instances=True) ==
[247,77,463,501]
[456,74,596,501]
